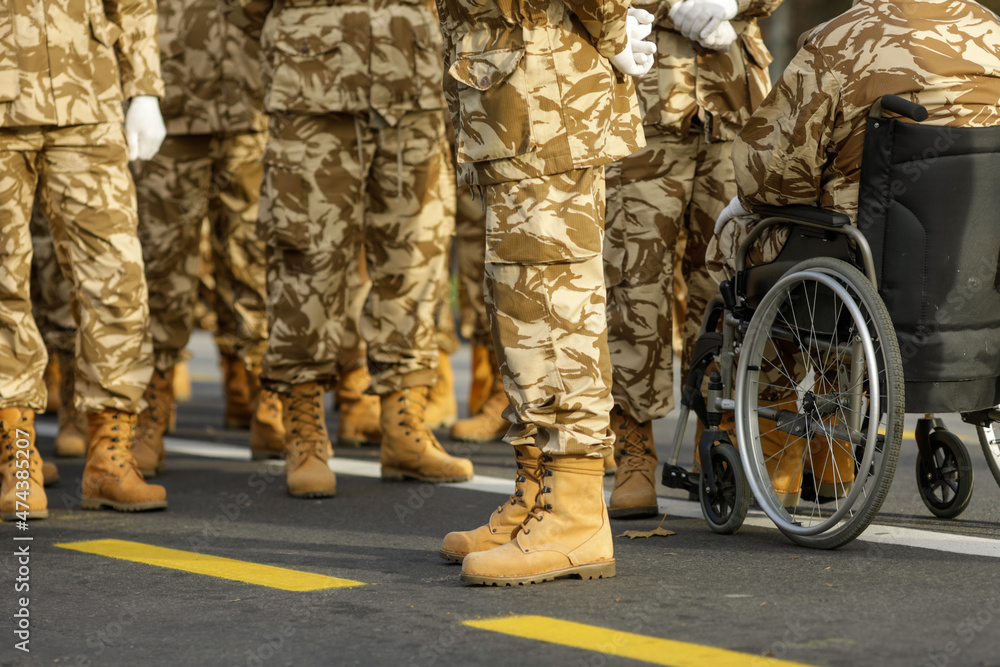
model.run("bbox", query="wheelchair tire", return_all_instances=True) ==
[917,429,974,519]
[699,443,750,535]
[735,257,904,549]
[977,422,1000,491]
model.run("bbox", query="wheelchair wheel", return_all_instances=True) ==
[735,257,904,549]
[917,429,973,518]
[699,443,750,535]
[977,422,1000,490]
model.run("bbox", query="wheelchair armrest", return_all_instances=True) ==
[752,204,851,228]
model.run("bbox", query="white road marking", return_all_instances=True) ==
[35,422,1000,559]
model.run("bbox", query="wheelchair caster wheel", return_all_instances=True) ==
[916,429,973,519]
[699,443,750,535]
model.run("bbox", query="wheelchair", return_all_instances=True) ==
[660,95,1000,549]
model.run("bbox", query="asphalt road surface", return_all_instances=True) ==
[3,332,999,667]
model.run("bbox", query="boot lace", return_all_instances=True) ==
[615,410,653,474]
[287,387,326,442]
[517,455,554,535]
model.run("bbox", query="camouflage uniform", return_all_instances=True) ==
[136,0,269,375]
[0,0,161,413]
[604,0,779,423]
[232,0,453,395]
[707,0,1000,397]
[29,204,75,356]
[455,185,489,348]
[435,0,644,456]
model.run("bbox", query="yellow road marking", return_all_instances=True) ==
[56,539,364,592]
[464,615,817,667]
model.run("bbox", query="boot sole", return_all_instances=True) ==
[80,498,168,512]
[288,489,336,499]
[0,509,49,520]
[381,469,474,484]
[608,505,659,520]
[461,560,616,586]
[438,549,465,563]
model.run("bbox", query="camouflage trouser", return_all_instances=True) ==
[484,167,614,457]
[135,131,269,373]
[706,213,795,402]
[455,185,490,348]
[30,203,75,354]
[259,110,453,394]
[604,128,735,422]
[0,123,153,412]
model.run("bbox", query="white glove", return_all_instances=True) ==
[609,8,657,77]
[124,95,167,161]
[714,195,750,235]
[670,0,738,44]
[699,20,738,51]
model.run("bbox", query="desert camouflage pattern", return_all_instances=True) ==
[231,0,445,125]
[260,110,453,395]
[30,204,75,354]
[733,0,1000,222]
[157,0,266,135]
[632,0,778,140]
[0,123,153,412]
[135,131,268,373]
[454,184,490,348]
[484,167,614,456]
[0,0,164,127]
[434,0,644,185]
[605,129,733,422]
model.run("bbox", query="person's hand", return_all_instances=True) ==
[714,195,749,235]
[609,8,657,77]
[699,20,737,51]
[669,0,738,44]
[124,95,167,161]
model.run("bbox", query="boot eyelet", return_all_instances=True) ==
[523,529,530,535]
[543,487,551,493]
[544,503,552,510]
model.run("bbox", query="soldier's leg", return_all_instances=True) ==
[39,123,165,512]
[335,240,382,449]
[0,130,51,520]
[364,111,471,483]
[208,131,284,459]
[132,134,214,475]
[605,131,698,517]
[260,114,364,498]
[459,167,615,585]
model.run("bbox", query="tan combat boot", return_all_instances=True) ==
[440,445,541,562]
[608,406,659,519]
[221,354,253,429]
[380,387,474,483]
[168,360,191,434]
[131,369,174,477]
[450,371,510,443]
[250,387,286,460]
[0,408,48,520]
[467,344,495,417]
[424,351,458,429]
[460,453,615,586]
[282,382,336,498]
[54,356,86,457]
[44,353,61,413]
[81,410,167,512]
[603,452,617,476]
[42,461,59,487]
[337,367,381,447]
[808,415,855,500]
[757,398,806,508]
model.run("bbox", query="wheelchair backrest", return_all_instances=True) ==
[857,118,1000,411]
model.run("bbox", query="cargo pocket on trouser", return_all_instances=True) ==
[0,9,18,102]
[483,168,614,454]
[447,29,534,163]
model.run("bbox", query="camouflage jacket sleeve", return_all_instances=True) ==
[735,0,783,19]
[104,0,165,98]
[560,0,630,59]
[732,40,841,211]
